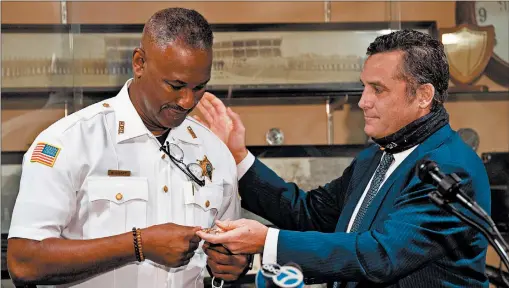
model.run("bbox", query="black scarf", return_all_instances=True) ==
[371,106,449,154]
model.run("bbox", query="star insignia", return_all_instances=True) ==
[198,155,213,181]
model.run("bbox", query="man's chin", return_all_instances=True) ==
[160,116,187,129]
[364,126,375,138]
[364,127,384,140]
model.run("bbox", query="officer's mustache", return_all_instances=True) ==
[160,103,195,114]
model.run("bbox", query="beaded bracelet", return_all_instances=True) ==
[132,227,145,262]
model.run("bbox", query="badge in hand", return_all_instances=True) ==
[201,227,232,255]
[198,155,213,181]
[201,227,223,235]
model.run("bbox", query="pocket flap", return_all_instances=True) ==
[88,176,149,204]
[184,180,223,211]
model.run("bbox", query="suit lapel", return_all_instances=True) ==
[334,124,454,233]
[335,147,383,232]
[355,148,421,232]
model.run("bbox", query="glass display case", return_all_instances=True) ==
[1,22,436,91]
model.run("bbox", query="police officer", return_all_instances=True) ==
[7,7,248,288]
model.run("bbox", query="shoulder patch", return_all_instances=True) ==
[30,142,61,167]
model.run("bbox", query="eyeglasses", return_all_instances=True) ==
[160,142,205,187]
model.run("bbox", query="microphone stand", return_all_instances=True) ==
[428,172,509,288]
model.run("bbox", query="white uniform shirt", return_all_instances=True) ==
[9,79,241,288]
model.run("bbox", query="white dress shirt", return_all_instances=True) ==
[236,146,418,265]
[9,79,241,288]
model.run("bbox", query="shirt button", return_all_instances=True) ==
[115,193,123,201]
[102,103,110,108]
[161,154,166,159]
[205,200,210,208]
[163,185,168,193]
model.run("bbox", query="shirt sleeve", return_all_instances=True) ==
[237,151,255,180]
[262,228,280,265]
[8,134,76,241]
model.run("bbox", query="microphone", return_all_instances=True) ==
[415,159,493,227]
[416,159,462,200]
[417,159,509,287]
[416,159,442,184]
[255,263,304,288]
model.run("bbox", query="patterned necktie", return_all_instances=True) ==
[333,153,394,288]
[349,152,394,232]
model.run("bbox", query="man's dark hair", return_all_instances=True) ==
[143,7,213,50]
[366,29,449,110]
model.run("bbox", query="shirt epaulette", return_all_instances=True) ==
[186,116,214,134]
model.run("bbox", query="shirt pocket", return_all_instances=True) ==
[183,179,224,229]
[182,179,225,270]
[87,176,149,239]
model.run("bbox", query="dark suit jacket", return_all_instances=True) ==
[239,124,491,287]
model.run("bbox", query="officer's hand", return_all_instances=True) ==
[142,223,202,268]
[203,242,250,282]
[195,92,248,164]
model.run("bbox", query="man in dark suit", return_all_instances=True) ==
[197,30,491,287]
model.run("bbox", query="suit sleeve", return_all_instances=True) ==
[239,158,356,232]
[274,163,490,284]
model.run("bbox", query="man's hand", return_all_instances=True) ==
[142,223,202,268]
[196,219,268,255]
[195,92,248,164]
[203,242,250,282]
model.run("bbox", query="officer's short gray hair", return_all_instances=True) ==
[143,7,213,50]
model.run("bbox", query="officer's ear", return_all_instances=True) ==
[132,48,146,79]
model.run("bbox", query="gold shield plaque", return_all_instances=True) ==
[440,24,495,85]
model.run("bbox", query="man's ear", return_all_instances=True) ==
[416,83,435,109]
[132,48,146,79]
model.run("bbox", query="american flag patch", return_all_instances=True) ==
[30,142,61,167]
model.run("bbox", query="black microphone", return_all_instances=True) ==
[416,159,463,200]
[416,159,495,230]
[417,159,509,287]
[416,159,442,184]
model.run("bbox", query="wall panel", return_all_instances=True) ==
[330,2,387,22]
[399,1,456,28]
[2,109,66,151]
[446,101,509,154]
[1,1,61,24]
[67,1,325,24]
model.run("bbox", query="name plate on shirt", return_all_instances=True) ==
[107,169,132,177]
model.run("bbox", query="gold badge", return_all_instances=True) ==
[198,155,213,181]
[187,126,197,139]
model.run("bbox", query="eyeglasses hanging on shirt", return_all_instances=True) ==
[160,141,205,187]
